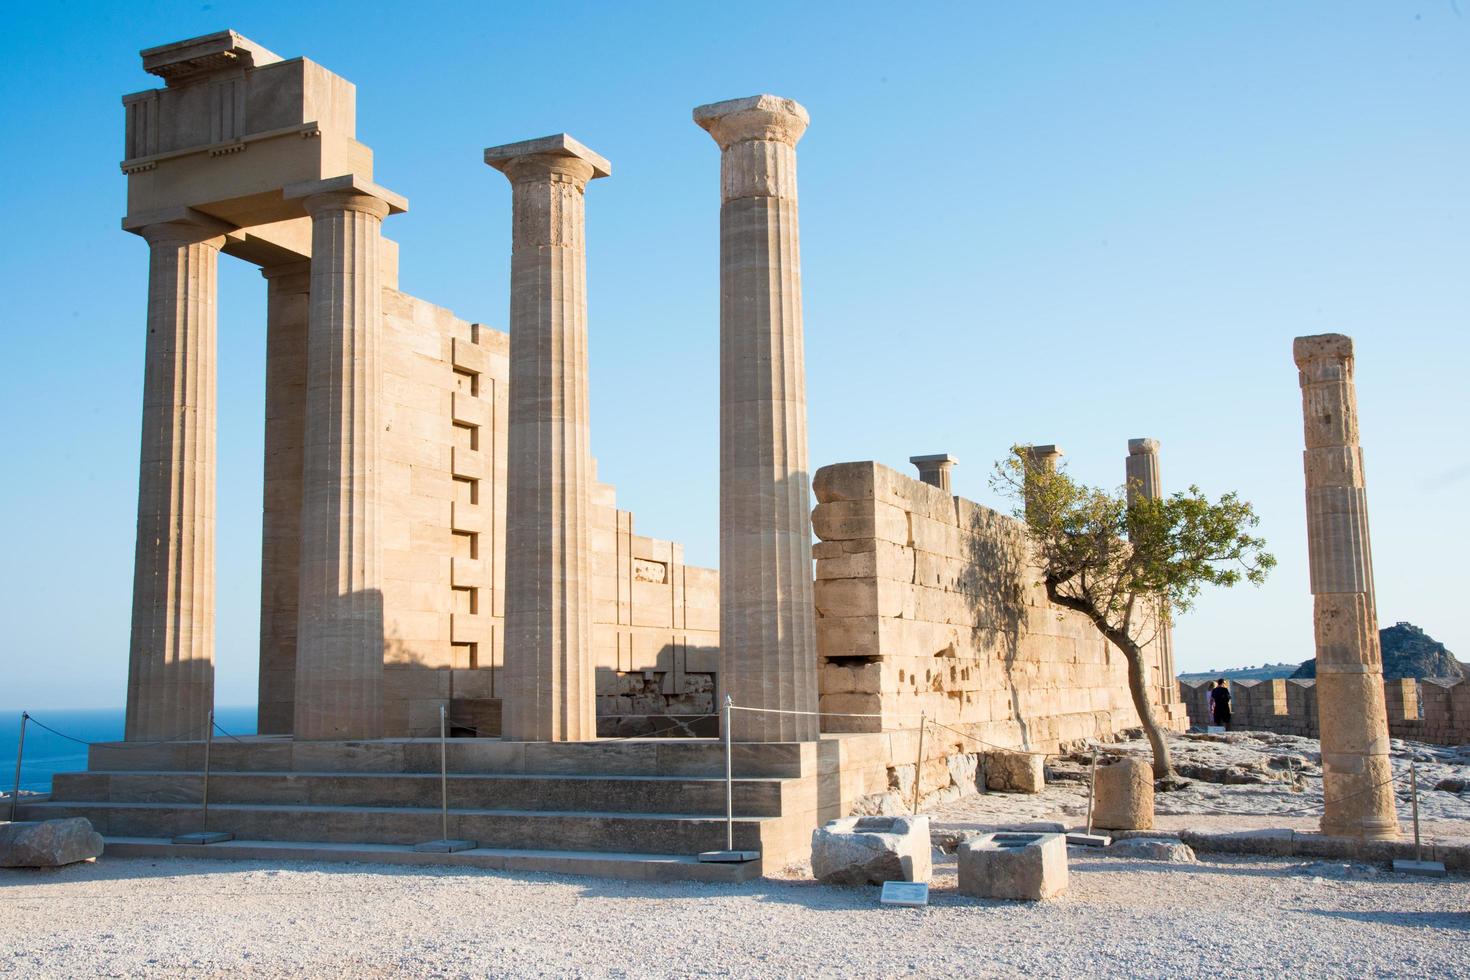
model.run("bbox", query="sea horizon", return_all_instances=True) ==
[0,705,258,795]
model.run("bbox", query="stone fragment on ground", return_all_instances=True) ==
[811,815,932,885]
[986,750,1044,793]
[957,831,1069,900]
[0,818,104,868]
[1107,837,1197,863]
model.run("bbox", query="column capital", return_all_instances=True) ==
[484,134,611,187]
[1024,444,1064,471]
[1128,437,1160,456]
[1293,332,1354,371]
[123,205,233,247]
[284,174,408,219]
[694,94,808,150]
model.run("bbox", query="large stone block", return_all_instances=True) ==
[0,818,104,868]
[957,832,1068,900]
[985,750,1044,793]
[1093,757,1154,831]
[810,815,931,885]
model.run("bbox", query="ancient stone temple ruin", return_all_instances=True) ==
[27,31,1188,877]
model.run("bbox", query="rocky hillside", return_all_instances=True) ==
[1292,622,1465,680]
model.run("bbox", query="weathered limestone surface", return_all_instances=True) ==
[985,750,1044,794]
[1093,757,1154,831]
[810,815,931,885]
[812,462,1181,749]
[957,832,1069,900]
[485,135,609,742]
[1109,837,1196,863]
[1294,333,1398,840]
[257,261,311,734]
[696,95,818,742]
[288,177,405,740]
[0,818,104,868]
[125,211,230,741]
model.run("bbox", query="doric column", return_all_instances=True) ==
[1021,444,1063,522]
[257,261,310,735]
[1125,438,1178,706]
[694,95,818,742]
[484,135,609,742]
[284,176,406,740]
[910,454,958,493]
[125,209,230,741]
[1294,334,1398,840]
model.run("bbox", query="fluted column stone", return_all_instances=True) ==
[1294,333,1398,840]
[1125,438,1179,706]
[257,261,311,734]
[125,210,230,741]
[484,135,609,742]
[695,95,818,742]
[284,176,405,740]
[910,454,958,493]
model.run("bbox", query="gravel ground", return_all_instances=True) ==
[1,853,1467,978]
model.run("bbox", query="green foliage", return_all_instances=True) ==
[993,446,1275,637]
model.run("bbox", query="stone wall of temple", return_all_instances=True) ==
[262,285,720,737]
[1179,677,1470,746]
[811,461,1187,759]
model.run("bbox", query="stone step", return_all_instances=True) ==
[19,800,770,854]
[85,737,810,779]
[99,836,763,882]
[51,770,788,817]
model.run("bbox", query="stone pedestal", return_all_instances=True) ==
[909,454,957,493]
[811,815,931,885]
[695,94,818,742]
[285,176,406,741]
[257,261,311,735]
[1093,757,1154,831]
[484,135,609,742]
[1294,334,1399,840]
[125,209,230,741]
[957,832,1069,901]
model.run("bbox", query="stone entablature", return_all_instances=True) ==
[1179,677,1470,747]
[811,461,1183,751]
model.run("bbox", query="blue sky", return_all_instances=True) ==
[1,2,1465,710]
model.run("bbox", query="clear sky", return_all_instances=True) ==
[1,2,1465,711]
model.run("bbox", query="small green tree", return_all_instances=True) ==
[994,446,1275,781]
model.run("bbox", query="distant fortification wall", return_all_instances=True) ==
[1179,677,1470,746]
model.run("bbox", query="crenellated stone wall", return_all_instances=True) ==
[1179,677,1470,746]
[811,461,1188,755]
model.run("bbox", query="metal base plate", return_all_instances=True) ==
[1066,832,1112,847]
[698,849,760,863]
[413,839,477,853]
[172,831,234,845]
[1392,859,1447,877]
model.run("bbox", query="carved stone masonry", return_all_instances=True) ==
[695,95,818,741]
[485,135,610,741]
[1294,333,1398,840]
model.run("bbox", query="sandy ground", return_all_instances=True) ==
[0,851,1466,979]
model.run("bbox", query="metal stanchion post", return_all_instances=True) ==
[724,695,734,850]
[698,695,756,864]
[911,715,926,815]
[174,709,233,844]
[415,704,474,853]
[1392,757,1444,877]
[9,711,27,822]
[1067,745,1111,847]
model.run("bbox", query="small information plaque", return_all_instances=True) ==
[879,881,929,907]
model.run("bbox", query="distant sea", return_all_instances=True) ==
[0,706,257,795]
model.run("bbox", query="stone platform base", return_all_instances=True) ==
[22,732,899,879]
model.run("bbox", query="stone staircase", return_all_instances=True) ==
[17,735,877,881]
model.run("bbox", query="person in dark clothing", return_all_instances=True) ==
[1210,678,1232,729]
